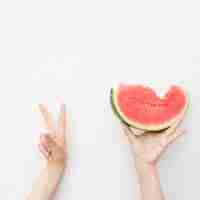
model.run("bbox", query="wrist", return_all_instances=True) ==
[47,161,66,173]
[134,157,157,176]
[133,157,164,200]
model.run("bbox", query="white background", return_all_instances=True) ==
[0,0,199,199]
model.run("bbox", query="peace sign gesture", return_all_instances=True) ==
[38,104,68,167]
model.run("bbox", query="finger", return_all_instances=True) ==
[120,123,133,144]
[38,104,56,134]
[121,123,131,137]
[121,123,139,146]
[166,129,186,146]
[164,112,186,136]
[40,134,56,150]
[38,143,50,159]
[58,104,67,141]
[40,135,51,153]
[129,127,146,136]
[164,120,181,136]
[157,130,185,156]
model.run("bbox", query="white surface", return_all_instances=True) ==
[0,0,198,199]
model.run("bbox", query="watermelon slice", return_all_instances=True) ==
[110,84,189,131]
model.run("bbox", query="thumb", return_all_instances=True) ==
[129,127,145,136]
[166,129,186,146]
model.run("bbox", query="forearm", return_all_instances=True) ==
[26,163,65,200]
[135,158,164,200]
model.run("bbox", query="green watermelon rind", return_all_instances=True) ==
[110,88,130,127]
[110,86,189,131]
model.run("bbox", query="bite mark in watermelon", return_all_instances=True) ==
[110,84,189,131]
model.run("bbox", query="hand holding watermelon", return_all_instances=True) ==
[111,83,188,164]
[121,115,185,165]
[121,114,186,200]
[111,84,188,200]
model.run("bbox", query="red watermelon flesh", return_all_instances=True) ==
[112,84,188,131]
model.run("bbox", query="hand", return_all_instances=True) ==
[121,115,186,166]
[38,104,68,168]
[26,104,68,200]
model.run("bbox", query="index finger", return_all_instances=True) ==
[38,104,56,134]
[129,127,146,136]
[58,104,67,139]
[120,123,141,149]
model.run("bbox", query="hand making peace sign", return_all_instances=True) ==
[38,104,68,167]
